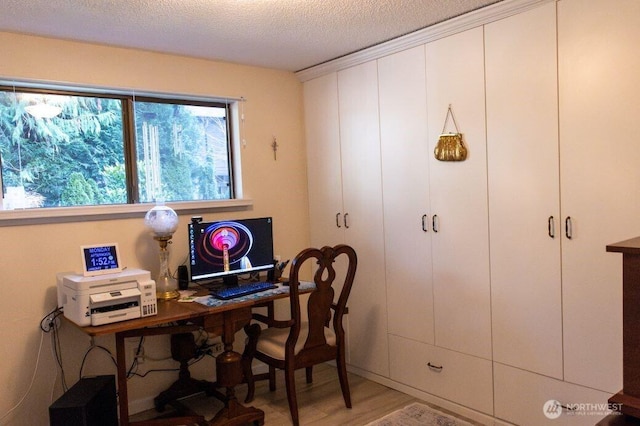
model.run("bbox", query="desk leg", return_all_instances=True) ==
[115,332,130,426]
[210,309,264,426]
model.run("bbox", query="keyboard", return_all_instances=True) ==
[210,281,277,300]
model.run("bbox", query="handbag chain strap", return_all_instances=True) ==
[441,104,460,134]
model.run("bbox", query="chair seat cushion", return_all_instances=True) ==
[256,323,336,360]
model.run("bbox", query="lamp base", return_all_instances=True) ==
[156,289,180,300]
[156,274,180,300]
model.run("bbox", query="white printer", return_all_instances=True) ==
[57,268,158,327]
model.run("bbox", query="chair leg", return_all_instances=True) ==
[284,366,299,426]
[305,366,313,384]
[268,366,276,391]
[336,351,352,408]
[242,323,261,403]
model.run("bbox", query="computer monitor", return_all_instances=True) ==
[188,217,275,286]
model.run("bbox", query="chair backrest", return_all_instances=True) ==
[287,245,357,356]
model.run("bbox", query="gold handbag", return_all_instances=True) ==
[434,105,467,162]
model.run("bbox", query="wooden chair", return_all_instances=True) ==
[242,244,357,426]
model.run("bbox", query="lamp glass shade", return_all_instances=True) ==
[144,205,180,299]
[144,205,179,237]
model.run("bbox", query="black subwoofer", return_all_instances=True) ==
[49,375,117,426]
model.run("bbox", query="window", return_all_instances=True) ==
[134,99,231,203]
[0,86,234,211]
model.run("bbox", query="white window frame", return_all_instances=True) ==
[0,81,251,226]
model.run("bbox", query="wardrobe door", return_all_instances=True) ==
[558,0,640,393]
[304,73,345,247]
[379,46,434,345]
[426,27,491,359]
[486,2,563,378]
[337,61,389,377]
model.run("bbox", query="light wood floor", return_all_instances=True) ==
[134,363,483,425]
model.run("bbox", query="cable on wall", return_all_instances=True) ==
[0,307,59,424]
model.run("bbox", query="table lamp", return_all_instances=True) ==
[144,204,180,300]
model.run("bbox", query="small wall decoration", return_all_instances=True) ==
[271,136,279,160]
[434,104,467,162]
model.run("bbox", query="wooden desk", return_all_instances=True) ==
[74,284,306,426]
[607,237,640,419]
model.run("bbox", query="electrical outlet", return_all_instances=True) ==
[212,343,223,354]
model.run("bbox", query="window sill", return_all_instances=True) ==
[0,199,254,227]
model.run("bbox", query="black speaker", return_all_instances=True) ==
[178,264,189,290]
[49,375,117,426]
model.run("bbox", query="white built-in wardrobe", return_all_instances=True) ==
[302,0,640,424]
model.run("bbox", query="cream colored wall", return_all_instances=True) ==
[0,32,310,425]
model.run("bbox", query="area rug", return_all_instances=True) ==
[366,402,475,426]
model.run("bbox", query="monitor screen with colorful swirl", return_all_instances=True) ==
[188,217,275,285]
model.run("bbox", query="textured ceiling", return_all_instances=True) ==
[0,0,501,72]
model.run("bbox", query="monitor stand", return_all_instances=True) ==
[222,274,239,287]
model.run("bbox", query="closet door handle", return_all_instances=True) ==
[432,215,439,233]
[565,216,572,239]
[422,214,428,232]
[548,216,555,238]
[427,362,443,371]
[344,213,350,229]
[336,213,342,228]
[560,403,577,412]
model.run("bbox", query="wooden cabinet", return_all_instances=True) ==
[304,62,389,378]
[606,237,640,418]
[486,1,563,379]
